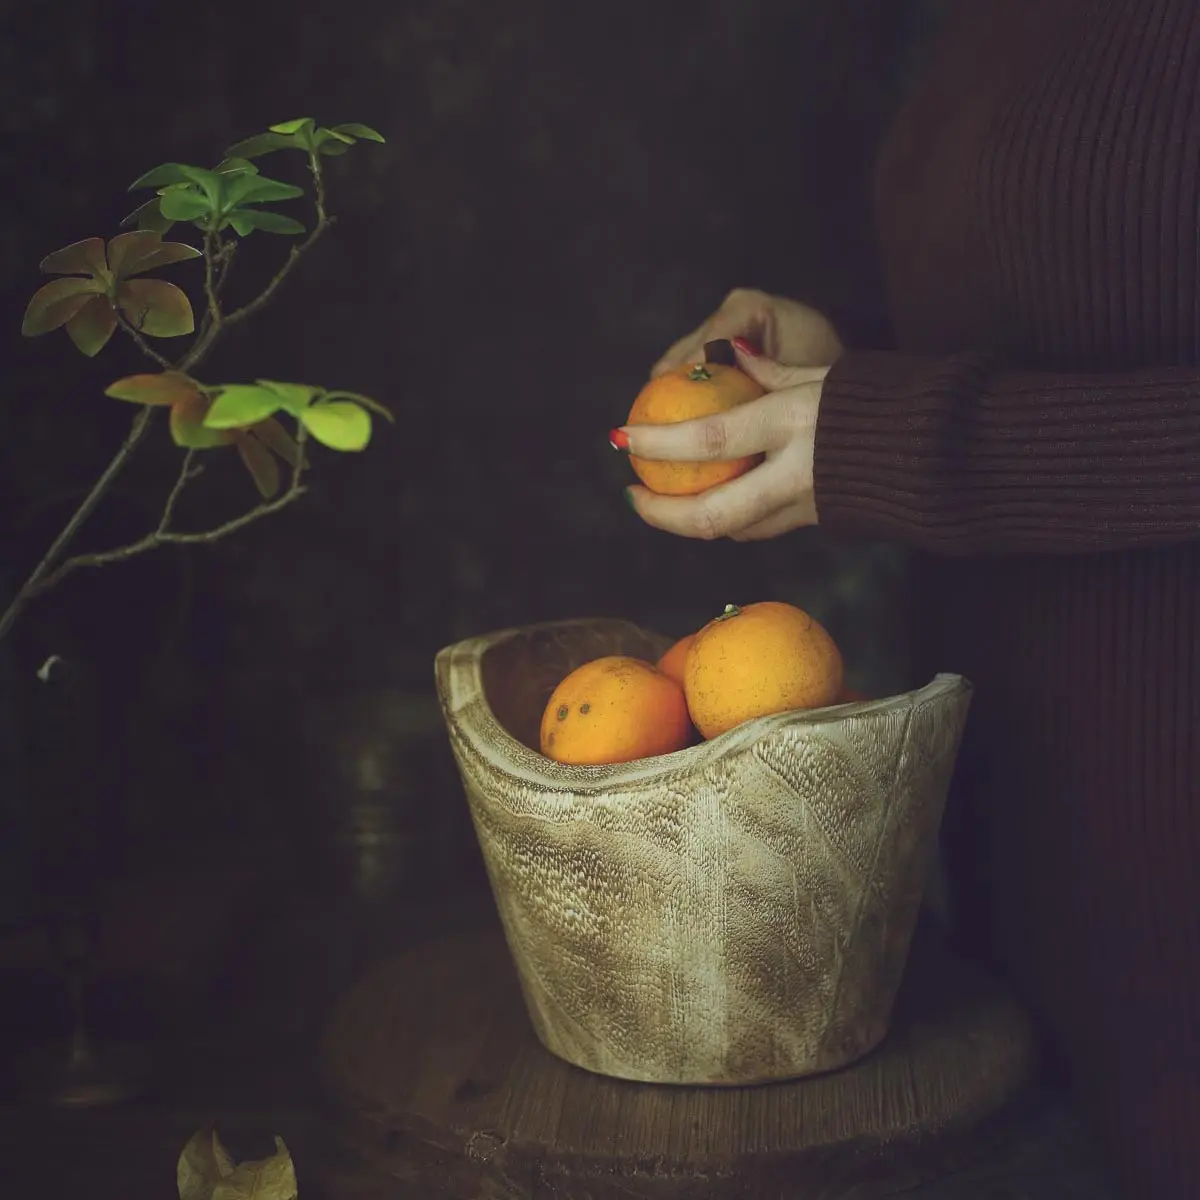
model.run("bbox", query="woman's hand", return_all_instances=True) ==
[616,343,831,541]
[650,287,845,378]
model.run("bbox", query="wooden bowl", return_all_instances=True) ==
[434,616,972,1086]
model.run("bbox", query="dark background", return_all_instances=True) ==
[0,5,1125,1196]
[0,0,938,919]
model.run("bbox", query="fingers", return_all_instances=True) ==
[649,288,772,377]
[728,500,819,541]
[619,386,815,463]
[625,457,801,540]
[730,344,831,392]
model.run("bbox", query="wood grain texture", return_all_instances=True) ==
[434,618,974,1085]
[320,920,1037,1199]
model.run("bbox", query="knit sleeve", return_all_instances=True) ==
[812,349,1200,555]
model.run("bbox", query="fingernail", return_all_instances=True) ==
[732,336,761,357]
[608,427,630,451]
[703,338,738,366]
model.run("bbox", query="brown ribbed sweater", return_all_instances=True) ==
[814,1,1200,1195]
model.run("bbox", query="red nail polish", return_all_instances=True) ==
[732,337,761,357]
[608,427,630,451]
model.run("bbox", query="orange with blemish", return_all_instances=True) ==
[539,655,694,765]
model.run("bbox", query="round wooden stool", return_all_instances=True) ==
[320,919,1037,1198]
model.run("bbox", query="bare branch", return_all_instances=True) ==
[157,450,202,534]
[24,481,308,600]
[223,152,334,330]
[114,308,173,369]
[0,407,157,642]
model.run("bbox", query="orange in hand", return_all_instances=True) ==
[683,602,844,739]
[625,353,764,496]
[540,655,695,765]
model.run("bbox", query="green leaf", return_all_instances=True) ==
[176,165,226,207]
[117,278,195,337]
[268,117,315,136]
[38,237,109,278]
[66,295,118,357]
[159,186,212,223]
[21,276,104,336]
[223,132,295,160]
[104,370,200,407]
[236,432,281,498]
[301,400,372,451]
[120,197,176,236]
[129,162,195,191]
[203,385,283,428]
[316,138,352,158]
[321,390,394,422]
[332,122,386,143]
[223,173,304,207]
[108,231,201,279]
[213,156,259,177]
[254,380,317,416]
[317,128,356,146]
[224,209,305,236]
[250,417,304,469]
[171,393,233,449]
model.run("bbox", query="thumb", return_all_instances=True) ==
[732,340,830,392]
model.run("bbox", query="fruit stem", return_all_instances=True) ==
[716,603,741,621]
[687,364,714,382]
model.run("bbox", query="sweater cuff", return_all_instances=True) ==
[813,349,995,549]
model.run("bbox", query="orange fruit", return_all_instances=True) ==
[656,632,696,686]
[837,686,872,703]
[683,602,844,739]
[626,360,765,495]
[539,655,694,765]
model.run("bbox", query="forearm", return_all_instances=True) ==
[814,349,1200,555]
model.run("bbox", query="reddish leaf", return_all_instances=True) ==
[235,431,281,498]
[108,231,201,279]
[250,417,304,469]
[171,393,234,449]
[21,276,105,336]
[38,237,109,279]
[105,370,201,407]
[117,278,195,338]
[66,295,118,357]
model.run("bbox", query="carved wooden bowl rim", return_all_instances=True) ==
[435,615,972,793]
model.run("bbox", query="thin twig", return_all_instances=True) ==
[17,422,310,608]
[115,309,173,370]
[223,153,333,329]
[24,483,308,599]
[0,407,157,642]
[156,450,202,535]
[1,154,332,647]
[212,240,237,302]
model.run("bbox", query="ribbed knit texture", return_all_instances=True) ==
[813,2,1200,1196]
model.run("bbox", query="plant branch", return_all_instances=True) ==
[1,149,334,648]
[0,407,158,643]
[14,422,310,611]
[21,478,307,602]
[115,309,173,369]
[223,152,333,330]
[157,450,202,534]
